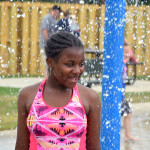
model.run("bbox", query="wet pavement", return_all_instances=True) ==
[0,77,150,150]
[120,102,150,150]
[0,129,16,150]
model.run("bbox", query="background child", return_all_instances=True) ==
[121,39,139,142]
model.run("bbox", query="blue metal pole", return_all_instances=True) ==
[100,0,126,150]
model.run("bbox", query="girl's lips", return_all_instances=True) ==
[68,77,78,83]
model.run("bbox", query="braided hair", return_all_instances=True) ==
[45,31,84,62]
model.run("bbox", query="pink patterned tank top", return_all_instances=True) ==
[27,79,87,150]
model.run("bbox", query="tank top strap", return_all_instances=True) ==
[34,79,47,102]
[71,84,80,103]
[39,79,47,92]
[71,85,86,113]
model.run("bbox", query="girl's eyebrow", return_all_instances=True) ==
[67,60,74,62]
[67,58,85,62]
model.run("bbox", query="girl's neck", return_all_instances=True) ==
[46,77,71,92]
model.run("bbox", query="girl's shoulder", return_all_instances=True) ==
[77,83,100,104]
[19,82,41,97]
[18,82,41,113]
[77,83,98,94]
[77,83,101,117]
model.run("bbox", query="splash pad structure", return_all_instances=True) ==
[100,0,126,149]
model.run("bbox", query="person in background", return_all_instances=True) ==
[15,31,101,150]
[123,40,137,64]
[39,5,62,77]
[121,39,139,142]
[55,9,80,37]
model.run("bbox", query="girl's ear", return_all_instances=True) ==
[46,57,54,68]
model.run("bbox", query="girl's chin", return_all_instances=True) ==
[65,82,77,89]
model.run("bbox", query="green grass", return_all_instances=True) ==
[0,87,20,131]
[98,92,150,103]
[1,74,150,80]
[0,87,21,96]
[125,92,150,103]
[0,86,150,131]
[0,74,43,78]
[136,76,150,80]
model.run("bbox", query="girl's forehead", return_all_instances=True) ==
[59,47,84,60]
[62,47,84,55]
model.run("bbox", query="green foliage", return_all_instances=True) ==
[84,0,101,4]
[0,0,102,4]
[138,0,150,5]
[126,0,150,5]
[1,0,38,1]
[1,0,150,5]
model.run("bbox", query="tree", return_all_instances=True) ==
[126,0,150,5]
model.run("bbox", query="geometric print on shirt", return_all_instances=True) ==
[27,79,87,150]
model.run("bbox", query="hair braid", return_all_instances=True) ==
[45,31,84,61]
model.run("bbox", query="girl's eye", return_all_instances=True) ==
[66,64,73,67]
[79,63,84,67]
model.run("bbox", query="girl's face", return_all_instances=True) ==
[50,47,85,88]
[123,45,130,61]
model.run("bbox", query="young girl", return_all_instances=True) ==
[121,40,138,142]
[15,31,101,150]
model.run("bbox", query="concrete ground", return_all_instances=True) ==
[120,102,150,150]
[0,77,150,150]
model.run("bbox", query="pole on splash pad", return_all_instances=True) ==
[100,0,126,149]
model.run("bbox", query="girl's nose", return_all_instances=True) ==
[72,66,81,74]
